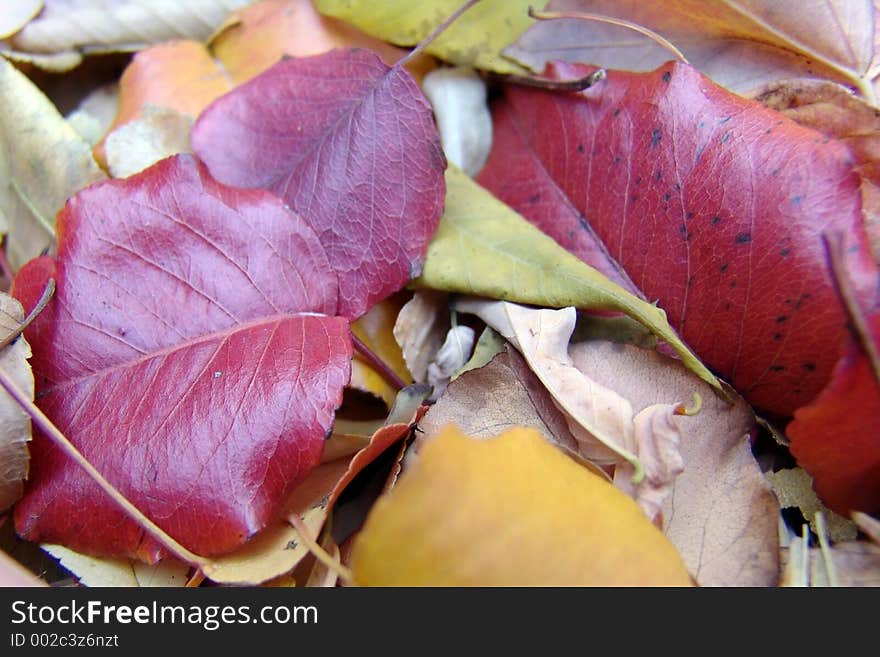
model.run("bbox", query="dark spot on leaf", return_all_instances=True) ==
[613,155,621,164]
[765,128,772,134]
[650,128,662,148]
[635,176,642,185]
[730,280,737,288]
[697,121,705,129]
[719,263,728,273]
[771,167,781,176]
[803,362,816,372]
[687,275,694,287]
[613,107,621,117]
[631,193,640,201]
[664,192,672,202]
[578,216,591,231]
[724,302,732,311]
[529,193,540,204]
[576,143,585,153]
[734,232,751,244]
[662,71,671,83]
[791,195,803,206]
[686,211,694,219]
[780,247,791,257]
[285,540,298,550]
[773,333,782,341]
[674,182,681,192]
[794,293,811,310]
[654,170,663,181]
[776,315,788,323]
[678,224,687,235]
[694,145,705,161]
[770,365,786,372]
[719,116,732,124]
[721,131,731,143]
[711,215,722,225]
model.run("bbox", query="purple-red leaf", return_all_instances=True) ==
[478,61,875,416]
[11,155,352,561]
[192,48,447,320]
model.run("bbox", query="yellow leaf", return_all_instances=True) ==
[314,0,544,74]
[417,165,723,395]
[350,296,412,407]
[351,425,693,586]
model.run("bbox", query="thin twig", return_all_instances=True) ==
[528,6,689,63]
[0,279,55,352]
[0,367,210,569]
[398,0,481,68]
[498,68,606,92]
[288,514,354,585]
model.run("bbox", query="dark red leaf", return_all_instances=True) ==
[478,60,875,416]
[11,155,352,561]
[191,48,447,320]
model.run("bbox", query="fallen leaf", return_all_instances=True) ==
[11,154,352,561]
[455,298,687,521]
[66,83,119,146]
[200,459,349,585]
[6,0,251,69]
[0,56,106,271]
[392,290,450,383]
[104,104,193,178]
[40,545,190,587]
[351,425,693,586]
[417,166,722,394]
[477,60,876,416]
[422,66,492,176]
[853,511,880,544]
[314,0,543,75]
[765,468,858,542]
[0,0,43,40]
[414,348,583,462]
[192,48,446,319]
[454,325,506,378]
[781,539,880,587]
[505,0,878,99]
[0,293,33,512]
[425,324,474,399]
[0,547,45,587]
[211,0,413,85]
[350,296,412,408]
[568,340,779,586]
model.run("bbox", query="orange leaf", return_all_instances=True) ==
[351,425,693,586]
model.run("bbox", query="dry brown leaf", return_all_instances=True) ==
[455,299,686,521]
[41,544,189,586]
[393,290,450,383]
[0,56,106,270]
[104,104,193,178]
[0,293,33,513]
[416,348,582,459]
[569,340,779,586]
[5,0,251,69]
[505,0,878,100]
[766,467,858,542]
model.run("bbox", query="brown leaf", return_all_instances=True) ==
[569,341,779,586]
[506,0,878,99]
[0,293,33,513]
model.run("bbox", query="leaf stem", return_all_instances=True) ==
[0,279,55,352]
[350,331,407,391]
[0,367,210,569]
[528,6,689,64]
[397,0,482,68]
[498,68,607,92]
[288,514,353,585]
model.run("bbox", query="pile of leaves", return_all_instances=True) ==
[0,0,879,587]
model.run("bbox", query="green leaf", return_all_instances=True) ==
[416,166,724,396]
[313,0,543,74]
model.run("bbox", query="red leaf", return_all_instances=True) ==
[191,49,447,320]
[11,155,352,561]
[478,61,874,416]
[787,339,880,515]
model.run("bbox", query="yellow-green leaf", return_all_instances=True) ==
[417,166,723,395]
[0,56,106,270]
[351,424,693,586]
[314,0,544,74]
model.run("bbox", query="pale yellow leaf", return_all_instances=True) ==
[352,425,693,586]
[0,0,43,39]
[105,104,192,178]
[393,290,450,383]
[0,56,105,270]
[0,293,33,513]
[766,468,858,542]
[41,544,189,587]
